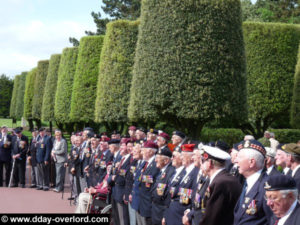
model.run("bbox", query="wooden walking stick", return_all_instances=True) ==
[86,193,93,214]
[8,158,16,188]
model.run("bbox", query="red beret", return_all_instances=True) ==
[143,141,158,149]
[101,137,110,142]
[129,126,136,131]
[181,144,195,152]
[158,132,170,141]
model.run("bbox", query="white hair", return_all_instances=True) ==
[241,149,265,169]
[280,189,298,199]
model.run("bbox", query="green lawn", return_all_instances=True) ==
[0,118,21,128]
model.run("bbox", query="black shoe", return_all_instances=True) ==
[43,188,49,191]
[68,197,75,200]
[21,184,25,188]
[30,185,37,188]
[36,187,43,190]
[11,184,18,188]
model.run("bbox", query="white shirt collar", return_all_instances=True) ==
[246,169,262,194]
[283,167,291,175]
[181,164,195,183]
[266,165,274,175]
[292,165,300,177]
[171,166,184,183]
[278,200,298,225]
[147,155,155,165]
[161,163,170,174]
[114,150,120,158]
[209,168,225,185]
[122,154,131,162]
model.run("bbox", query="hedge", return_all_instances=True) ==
[42,54,61,122]
[128,0,247,137]
[95,20,139,123]
[269,129,300,143]
[70,36,104,123]
[15,72,27,119]
[23,68,37,120]
[9,75,20,119]
[243,22,300,132]
[55,47,78,124]
[291,44,300,128]
[32,60,49,120]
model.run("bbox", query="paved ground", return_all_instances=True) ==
[0,165,76,213]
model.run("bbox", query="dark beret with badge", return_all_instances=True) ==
[157,147,172,158]
[281,143,300,156]
[147,128,158,135]
[38,127,45,132]
[84,127,94,132]
[172,130,186,139]
[111,130,120,135]
[14,127,23,134]
[136,127,147,134]
[215,140,230,153]
[237,139,266,157]
[264,174,297,191]
[108,139,121,145]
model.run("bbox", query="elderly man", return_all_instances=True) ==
[164,144,198,225]
[51,130,68,192]
[151,147,174,225]
[171,131,186,149]
[265,147,280,176]
[195,145,242,225]
[0,125,12,187]
[233,140,272,225]
[269,133,279,151]
[136,141,160,225]
[264,174,300,225]
[275,144,292,176]
[27,128,39,188]
[136,127,147,142]
[157,132,170,152]
[283,143,300,191]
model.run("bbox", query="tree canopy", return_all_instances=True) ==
[0,74,13,117]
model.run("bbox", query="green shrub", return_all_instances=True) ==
[128,0,247,137]
[24,68,37,120]
[55,48,78,124]
[95,20,139,123]
[199,128,245,146]
[269,129,300,143]
[10,75,20,119]
[15,72,27,119]
[32,60,49,120]
[42,54,61,122]
[243,22,300,134]
[291,44,300,128]
[70,36,104,123]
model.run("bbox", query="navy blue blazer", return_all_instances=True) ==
[0,134,12,162]
[268,166,281,177]
[124,158,137,201]
[233,172,273,225]
[131,160,146,211]
[292,168,300,192]
[36,135,52,163]
[138,159,160,217]
[12,134,28,161]
[164,166,199,225]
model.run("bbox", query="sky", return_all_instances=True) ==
[0,0,104,78]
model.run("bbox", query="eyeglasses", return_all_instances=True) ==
[264,195,280,203]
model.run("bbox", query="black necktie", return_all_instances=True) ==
[239,181,248,207]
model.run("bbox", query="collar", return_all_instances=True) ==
[266,165,274,175]
[246,169,263,194]
[103,149,109,155]
[292,164,300,177]
[180,164,195,183]
[209,168,225,185]
[114,150,120,158]
[161,163,170,174]
[147,155,155,165]
[278,200,298,225]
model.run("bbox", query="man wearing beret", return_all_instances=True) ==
[265,174,300,225]
[283,143,300,191]
[36,128,52,190]
[136,141,160,225]
[171,131,186,150]
[196,146,242,225]
[233,140,273,225]
[275,144,292,176]
[147,129,158,142]
[136,127,147,142]
[157,132,170,152]
[0,125,12,187]
[151,147,175,225]
[164,144,198,225]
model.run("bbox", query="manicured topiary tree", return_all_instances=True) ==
[15,72,27,119]
[243,22,300,136]
[10,75,20,120]
[32,60,49,127]
[70,36,104,124]
[24,68,37,129]
[42,54,61,130]
[55,48,78,127]
[291,44,300,129]
[128,0,247,137]
[95,20,139,130]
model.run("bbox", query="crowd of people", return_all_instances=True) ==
[0,125,300,225]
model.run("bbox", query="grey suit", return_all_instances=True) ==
[52,138,68,191]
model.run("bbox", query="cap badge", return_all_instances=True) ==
[244,141,250,148]
[264,182,271,190]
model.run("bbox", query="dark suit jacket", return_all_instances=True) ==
[270,202,300,225]
[68,146,81,177]
[199,170,242,225]
[12,134,28,161]
[97,149,113,183]
[292,167,300,192]
[36,135,51,163]
[138,159,160,217]
[124,158,137,201]
[0,134,12,162]
[151,163,175,224]
[233,172,273,225]
[28,137,38,166]
[131,160,146,211]
[268,166,281,177]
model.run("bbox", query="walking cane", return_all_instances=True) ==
[69,174,75,206]
[61,163,66,200]
[86,194,93,214]
[8,158,16,188]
